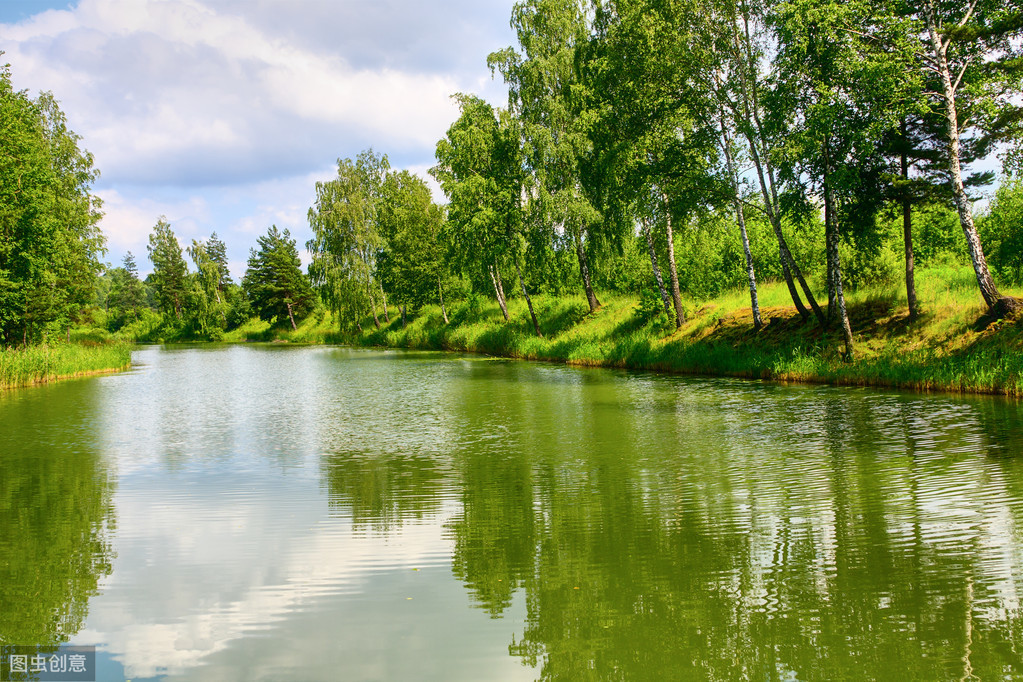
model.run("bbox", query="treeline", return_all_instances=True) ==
[5,1,1023,355]
[295,0,1023,361]
[95,220,313,342]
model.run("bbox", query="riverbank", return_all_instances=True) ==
[228,266,1022,396]
[0,342,133,389]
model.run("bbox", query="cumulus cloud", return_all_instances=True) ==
[2,0,513,188]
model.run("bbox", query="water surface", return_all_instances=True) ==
[2,345,1022,680]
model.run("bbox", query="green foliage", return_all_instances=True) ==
[104,252,146,330]
[186,238,229,339]
[433,95,527,296]
[345,267,1023,396]
[980,179,1023,285]
[0,62,104,345]
[307,150,390,330]
[376,170,447,309]
[0,341,131,388]
[907,202,968,268]
[243,225,315,328]
[146,217,188,319]
[490,0,606,301]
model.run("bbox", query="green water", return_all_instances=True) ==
[2,345,1023,680]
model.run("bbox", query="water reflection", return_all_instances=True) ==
[0,381,114,647]
[440,368,1023,680]
[2,347,1022,681]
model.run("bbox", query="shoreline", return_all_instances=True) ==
[347,334,1022,399]
[101,269,1023,399]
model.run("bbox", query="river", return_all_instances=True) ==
[2,344,1022,680]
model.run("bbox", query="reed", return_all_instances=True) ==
[0,342,133,389]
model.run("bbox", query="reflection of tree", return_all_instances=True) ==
[320,452,447,532]
[0,388,114,647]
[448,450,537,617]
[442,368,1023,680]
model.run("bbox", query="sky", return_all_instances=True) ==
[0,0,518,277]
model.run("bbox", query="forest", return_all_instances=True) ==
[2,0,1023,385]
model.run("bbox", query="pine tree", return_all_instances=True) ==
[242,226,315,330]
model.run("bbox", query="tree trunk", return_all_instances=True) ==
[380,281,389,323]
[494,260,508,311]
[489,263,509,321]
[785,235,825,325]
[514,254,542,338]
[924,2,1004,312]
[742,124,815,322]
[215,287,227,324]
[400,304,407,329]
[573,226,601,313]
[438,278,449,324]
[719,112,762,329]
[823,144,854,361]
[661,194,686,328]
[641,217,673,318]
[901,120,919,320]
[286,300,297,331]
[730,18,824,325]
[368,279,381,330]
[826,224,837,325]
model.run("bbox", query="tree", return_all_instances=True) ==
[589,0,726,330]
[187,238,228,339]
[243,225,314,330]
[770,0,915,359]
[433,95,545,334]
[307,150,390,331]
[106,252,144,328]
[206,232,232,290]
[146,217,187,320]
[490,0,604,314]
[376,170,450,320]
[0,61,104,344]
[909,0,1023,315]
[705,0,825,324]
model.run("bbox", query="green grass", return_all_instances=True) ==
[178,265,1023,397]
[342,266,1023,397]
[0,342,133,389]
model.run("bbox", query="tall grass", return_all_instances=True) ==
[0,342,132,389]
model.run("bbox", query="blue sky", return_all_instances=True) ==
[1,0,516,277]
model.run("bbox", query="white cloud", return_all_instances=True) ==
[97,188,211,268]
[2,0,509,187]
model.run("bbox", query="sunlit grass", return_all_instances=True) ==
[344,267,1023,397]
[0,342,132,389]
[209,266,1021,396]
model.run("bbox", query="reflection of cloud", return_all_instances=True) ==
[77,480,458,678]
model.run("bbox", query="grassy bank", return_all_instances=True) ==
[0,341,133,389]
[227,266,1023,396]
